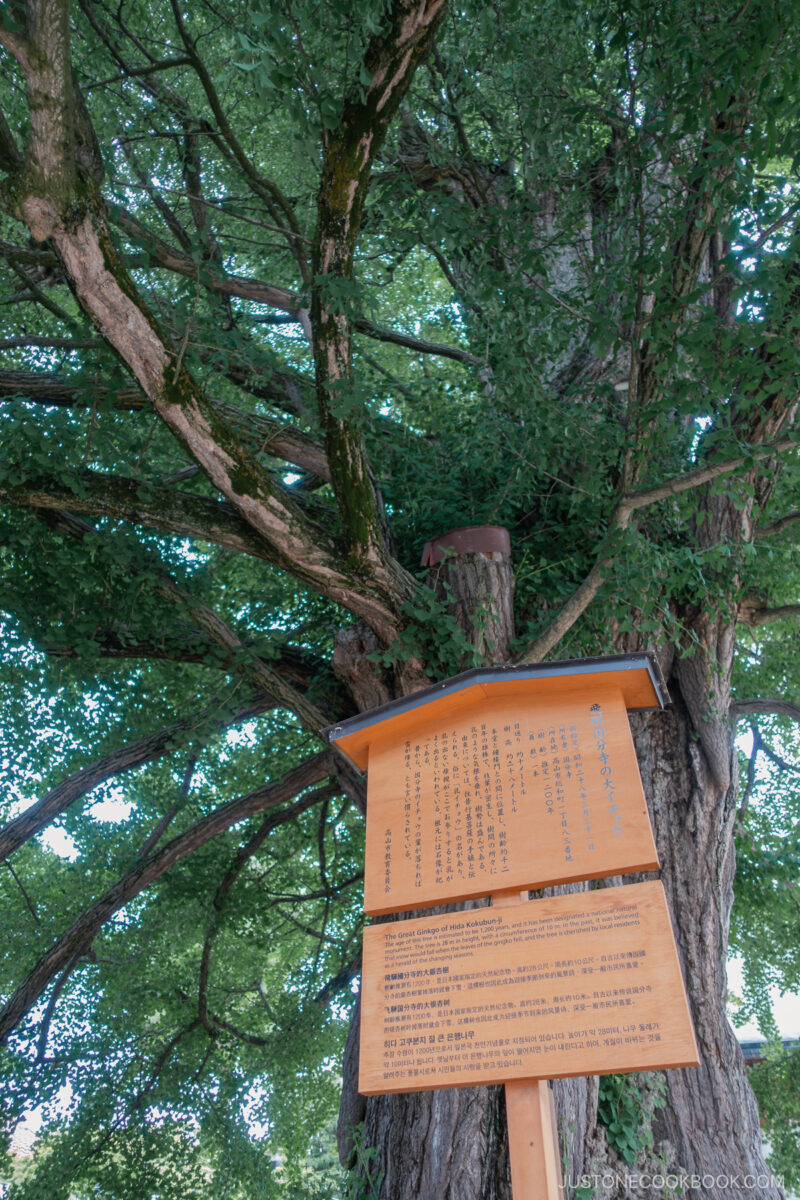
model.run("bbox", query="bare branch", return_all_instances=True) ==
[738,602,800,627]
[730,698,800,724]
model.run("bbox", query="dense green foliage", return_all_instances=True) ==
[749,1043,800,1190]
[1,0,800,1194]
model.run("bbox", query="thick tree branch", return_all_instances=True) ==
[518,435,800,662]
[112,207,474,364]
[738,602,800,627]
[755,509,800,539]
[353,317,480,365]
[2,14,413,639]
[113,205,306,318]
[0,752,335,1045]
[0,335,101,350]
[20,504,354,751]
[730,698,800,724]
[621,436,800,512]
[40,625,329,691]
[5,255,77,324]
[0,468,294,564]
[516,505,630,664]
[631,107,749,445]
[137,753,197,860]
[0,693,278,861]
[311,0,445,575]
[152,578,331,735]
[0,238,56,265]
[316,947,363,1007]
[35,949,83,1063]
[0,369,331,479]
[78,214,411,632]
[38,509,351,746]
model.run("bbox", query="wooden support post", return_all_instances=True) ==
[505,1079,563,1200]
[493,890,563,1200]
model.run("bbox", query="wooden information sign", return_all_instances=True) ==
[326,656,664,915]
[363,685,657,915]
[359,880,698,1095]
[325,656,697,1200]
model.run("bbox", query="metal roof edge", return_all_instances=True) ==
[323,652,667,746]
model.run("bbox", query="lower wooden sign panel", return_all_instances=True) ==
[359,880,698,1095]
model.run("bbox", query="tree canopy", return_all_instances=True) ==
[1,0,800,1196]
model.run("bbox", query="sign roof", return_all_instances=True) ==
[325,654,666,772]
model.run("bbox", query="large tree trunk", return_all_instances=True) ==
[336,552,780,1199]
[634,658,779,1197]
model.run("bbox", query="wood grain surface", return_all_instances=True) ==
[364,686,659,915]
[359,880,698,1094]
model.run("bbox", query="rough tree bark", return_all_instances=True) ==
[634,665,767,1191]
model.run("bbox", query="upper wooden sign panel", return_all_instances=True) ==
[361,684,659,913]
[325,657,665,915]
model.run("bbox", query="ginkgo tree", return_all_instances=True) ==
[1,0,800,1197]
